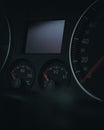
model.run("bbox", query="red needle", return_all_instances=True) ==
[43,72,49,81]
[11,72,16,80]
[83,56,104,82]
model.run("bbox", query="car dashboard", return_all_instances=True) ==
[0,0,104,129]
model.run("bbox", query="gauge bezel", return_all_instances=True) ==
[0,16,11,72]
[69,0,103,101]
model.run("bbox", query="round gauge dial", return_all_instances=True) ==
[0,16,11,71]
[70,1,104,101]
[10,61,35,88]
[39,62,69,89]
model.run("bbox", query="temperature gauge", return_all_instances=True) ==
[39,62,70,89]
[10,60,35,88]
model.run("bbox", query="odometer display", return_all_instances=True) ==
[70,1,104,101]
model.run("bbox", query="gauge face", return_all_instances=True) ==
[10,61,35,88]
[70,1,104,101]
[0,16,11,71]
[39,62,69,89]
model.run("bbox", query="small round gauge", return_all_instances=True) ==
[10,60,35,88]
[39,62,69,89]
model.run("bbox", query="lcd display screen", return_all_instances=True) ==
[25,20,65,54]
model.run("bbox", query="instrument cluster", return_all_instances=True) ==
[0,0,104,102]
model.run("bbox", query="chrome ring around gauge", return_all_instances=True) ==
[0,16,11,72]
[69,0,104,101]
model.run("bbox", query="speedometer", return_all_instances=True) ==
[69,0,104,101]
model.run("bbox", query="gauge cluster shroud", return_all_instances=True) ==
[1,1,104,129]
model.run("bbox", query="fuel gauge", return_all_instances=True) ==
[39,62,70,89]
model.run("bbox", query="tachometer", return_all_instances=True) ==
[0,16,11,71]
[69,0,104,101]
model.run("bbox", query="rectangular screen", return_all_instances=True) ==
[25,20,65,54]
